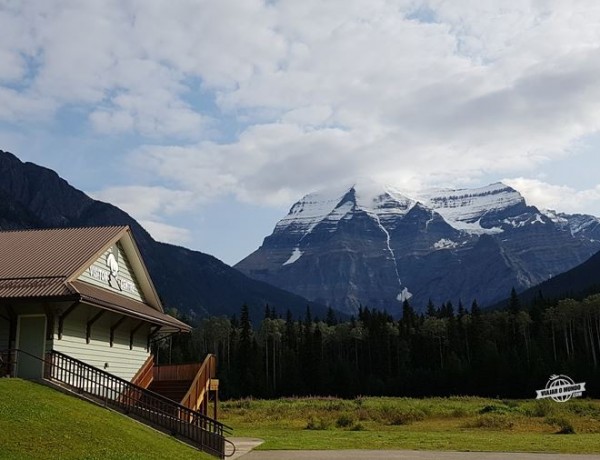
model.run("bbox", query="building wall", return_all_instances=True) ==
[52,303,151,382]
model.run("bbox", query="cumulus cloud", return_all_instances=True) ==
[3,0,600,212]
[90,185,195,245]
[503,178,600,215]
[138,220,192,247]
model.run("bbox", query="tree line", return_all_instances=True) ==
[162,290,600,399]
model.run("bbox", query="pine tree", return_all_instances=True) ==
[508,287,521,314]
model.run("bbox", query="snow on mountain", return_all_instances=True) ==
[275,180,417,240]
[237,179,600,315]
[416,182,525,234]
[274,184,351,237]
[279,181,526,239]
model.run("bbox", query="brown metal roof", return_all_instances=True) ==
[0,226,126,279]
[70,280,191,332]
[0,276,74,298]
[0,227,191,332]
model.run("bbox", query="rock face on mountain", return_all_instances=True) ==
[236,181,600,315]
[0,150,328,322]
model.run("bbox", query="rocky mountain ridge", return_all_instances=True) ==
[236,181,600,315]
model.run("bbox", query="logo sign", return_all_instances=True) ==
[88,245,137,295]
[536,374,586,403]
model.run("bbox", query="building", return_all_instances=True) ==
[0,226,227,457]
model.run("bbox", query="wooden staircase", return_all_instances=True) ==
[132,354,219,419]
[148,379,193,403]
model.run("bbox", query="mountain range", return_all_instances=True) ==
[0,149,329,323]
[236,180,600,315]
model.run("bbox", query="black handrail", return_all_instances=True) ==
[2,349,231,459]
[0,349,14,377]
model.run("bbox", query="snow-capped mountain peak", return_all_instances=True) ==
[416,182,525,234]
[274,181,417,239]
[237,180,600,315]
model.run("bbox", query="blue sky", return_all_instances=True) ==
[2,1,600,265]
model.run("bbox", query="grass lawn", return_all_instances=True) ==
[220,396,600,454]
[0,379,212,460]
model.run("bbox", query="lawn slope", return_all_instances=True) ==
[0,379,211,459]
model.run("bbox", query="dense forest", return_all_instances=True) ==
[159,290,600,399]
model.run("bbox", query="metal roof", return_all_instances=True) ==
[0,226,126,279]
[0,226,191,332]
[0,276,74,298]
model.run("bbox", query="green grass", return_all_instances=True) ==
[220,396,600,454]
[0,379,212,459]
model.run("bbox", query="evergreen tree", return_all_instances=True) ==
[509,287,521,314]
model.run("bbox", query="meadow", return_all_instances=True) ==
[220,396,600,454]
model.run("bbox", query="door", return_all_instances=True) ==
[16,315,47,379]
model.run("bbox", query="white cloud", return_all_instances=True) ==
[504,178,600,215]
[90,185,197,221]
[138,220,192,247]
[90,185,196,246]
[4,0,600,213]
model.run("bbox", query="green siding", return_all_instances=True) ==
[52,305,151,382]
[78,241,144,303]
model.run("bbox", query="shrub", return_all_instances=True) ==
[478,404,511,415]
[451,407,468,418]
[350,422,366,431]
[306,416,330,430]
[336,414,354,428]
[546,416,576,434]
[464,414,514,430]
[529,399,555,417]
[387,408,426,426]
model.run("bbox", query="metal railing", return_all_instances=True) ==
[2,349,231,459]
[0,349,14,377]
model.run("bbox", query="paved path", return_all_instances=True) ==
[240,450,600,460]
[225,438,600,460]
[226,438,265,459]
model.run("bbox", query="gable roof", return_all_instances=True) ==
[0,226,190,332]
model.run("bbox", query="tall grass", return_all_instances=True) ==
[220,396,600,453]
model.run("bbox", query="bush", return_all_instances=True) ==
[478,404,515,415]
[451,407,468,418]
[387,408,426,426]
[528,399,555,417]
[336,414,354,428]
[464,414,514,430]
[350,423,366,431]
[546,416,576,434]
[306,416,330,430]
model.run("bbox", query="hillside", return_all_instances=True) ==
[0,379,212,459]
[0,149,329,323]
[499,248,600,308]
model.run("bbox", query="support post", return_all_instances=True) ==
[58,302,80,340]
[130,321,145,350]
[147,325,161,351]
[109,316,128,347]
[86,310,106,344]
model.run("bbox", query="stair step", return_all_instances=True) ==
[148,380,193,403]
